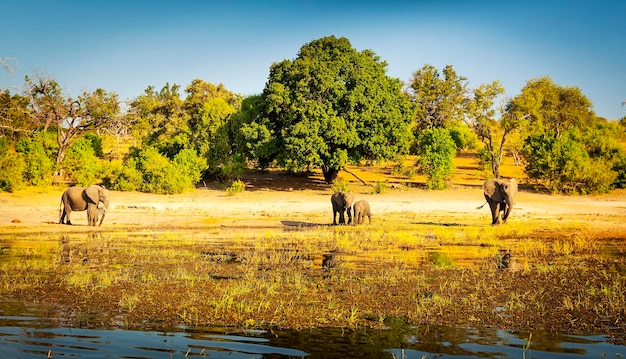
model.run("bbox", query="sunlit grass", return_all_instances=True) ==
[0,211,624,334]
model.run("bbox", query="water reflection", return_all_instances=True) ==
[1,309,625,358]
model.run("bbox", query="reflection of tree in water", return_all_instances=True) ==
[264,322,590,358]
[58,233,110,265]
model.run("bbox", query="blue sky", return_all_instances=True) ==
[2,1,625,120]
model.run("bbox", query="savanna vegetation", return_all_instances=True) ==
[1,36,626,342]
[2,35,626,195]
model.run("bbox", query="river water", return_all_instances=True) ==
[1,306,624,358]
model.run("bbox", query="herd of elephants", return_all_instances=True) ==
[58,178,518,228]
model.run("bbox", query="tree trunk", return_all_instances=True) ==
[322,166,339,184]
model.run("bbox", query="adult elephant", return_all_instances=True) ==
[59,185,110,226]
[352,199,372,225]
[479,178,517,225]
[331,191,355,225]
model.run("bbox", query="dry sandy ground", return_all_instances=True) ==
[2,183,626,233]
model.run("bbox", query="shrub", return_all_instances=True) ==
[449,124,478,151]
[173,148,208,187]
[105,147,203,194]
[225,179,246,196]
[83,133,104,157]
[415,128,457,190]
[523,130,617,194]
[372,181,390,194]
[15,138,54,186]
[331,179,350,193]
[0,138,25,192]
[62,137,101,187]
[102,159,143,192]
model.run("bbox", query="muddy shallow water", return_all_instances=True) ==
[1,221,626,357]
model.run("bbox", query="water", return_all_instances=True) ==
[1,309,624,358]
[1,231,625,358]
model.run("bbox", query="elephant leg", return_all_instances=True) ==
[501,204,511,223]
[346,208,352,225]
[339,210,346,225]
[64,207,73,225]
[333,210,339,225]
[488,201,499,225]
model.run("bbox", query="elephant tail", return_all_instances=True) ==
[476,201,487,210]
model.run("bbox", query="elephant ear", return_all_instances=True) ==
[84,185,100,205]
[484,180,505,202]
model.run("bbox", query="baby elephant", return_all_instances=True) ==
[352,200,372,225]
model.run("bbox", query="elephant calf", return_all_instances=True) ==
[87,204,105,227]
[352,200,372,225]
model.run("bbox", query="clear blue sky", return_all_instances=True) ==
[2,1,625,120]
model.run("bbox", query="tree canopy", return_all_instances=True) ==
[241,36,414,183]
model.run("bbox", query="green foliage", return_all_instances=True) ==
[612,155,626,189]
[372,180,390,194]
[172,148,208,186]
[82,133,104,157]
[245,36,413,183]
[415,128,457,190]
[523,130,617,194]
[61,137,102,187]
[225,179,246,196]
[15,137,54,185]
[184,80,242,176]
[331,179,350,193]
[104,147,204,194]
[392,159,416,179]
[449,124,478,151]
[507,77,594,138]
[221,153,246,179]
[102,159,143,192]
[128,83,191,159]
[0,138,25,192]
[406,64,469,131]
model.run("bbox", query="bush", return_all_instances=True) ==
[331,179,350,193]
[415,128,457,190]
[83,133,104,157]
[102,159,143,192]
[15,138,54,186]
[372,180,390,194]
[173,148,208,186]
[62,137,102,187]
[449,124,478,151]
[225,179,246,196]
[0,138,25,192]
[523,131,617,194]
[104,147,204,194]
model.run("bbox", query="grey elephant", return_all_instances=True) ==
[352,199,372,225]
[331,191,355,225]
[478,178,517,225]
[59,185,110,226]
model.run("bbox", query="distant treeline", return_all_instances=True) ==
[2,36,625,194]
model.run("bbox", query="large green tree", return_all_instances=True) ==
[511,77,625,193]
[405,64,469,131]
[128,83,189,158]
[24,73,120,168]
[183,79,242,176]
[467,80,529,178]
[244,36,413,183]
[507,77,594,138]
